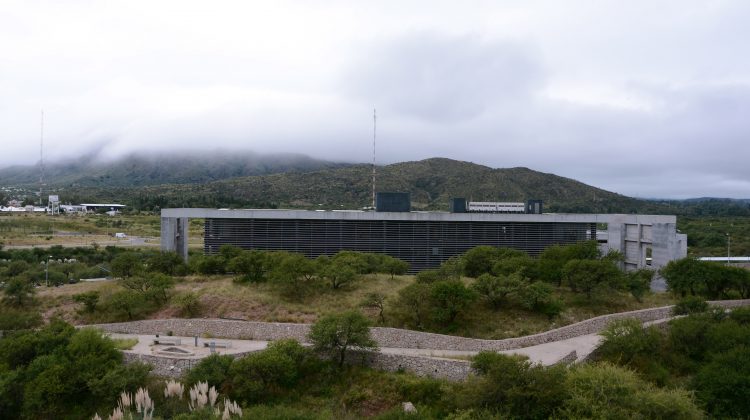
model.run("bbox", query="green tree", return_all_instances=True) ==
[693,346,750,418]
[147,251,188,276]
[318,258,358,290]
[120,273,174,304]
[184,354,234,390]
[230,339,314,403]
[110,252,143,278]
[462,246,504,278]
[563,259,624,299]
[379,256,409,279]
[394,283,431,329]
[429,280,477,325]
[472,273,523,309]
[106,290,148,320]
[361,292,386,324]
[462,352,568,419]
[228,250,268,283]
[2,277,36,307]
[627,269,654,302]
[308,311,377,366]
[269,253,316,297]
[74,291,100,313]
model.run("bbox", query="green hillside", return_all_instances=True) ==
[48,157,646,213]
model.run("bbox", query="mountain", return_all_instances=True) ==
[0,150,349,187]
[46,157,648,213]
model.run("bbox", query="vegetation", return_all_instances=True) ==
[308,311,378,366]
[592,307,750,418]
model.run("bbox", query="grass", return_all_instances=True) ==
[112,337,139,350]
[40,272,678,339]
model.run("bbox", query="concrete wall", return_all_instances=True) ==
[160,217,188,261]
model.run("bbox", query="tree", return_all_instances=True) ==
[379,256,409,279]
[229,339,314,403]
[120,273,174,304]
[472,273,523,309]
[318,259,358,290]
[184,354,234,390]
[2,277,36,307]
[308,311,377,366]
[597,319,661,367]
[106,290,148,320]
[74,291,100,313]
[361,292,386,324]
[429,280,477,325]
[627,269,654,302]
[563,259,624,299]
[463,352,568,419]
[693,346,750,418]
[462,246,504,278]
[660,258,730,298]
[269,253,316,297]
[394,283,431,329]
[537,241,600,285]
[110,252,144,278]
[228,250,268,283]
[147,251,188,276]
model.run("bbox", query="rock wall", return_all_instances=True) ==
[92,299,750,352]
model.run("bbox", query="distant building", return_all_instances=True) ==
[161,208,687,274]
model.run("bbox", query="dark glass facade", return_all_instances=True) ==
[205,217,596,273]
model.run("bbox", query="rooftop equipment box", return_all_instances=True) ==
[450,198,467,213]
[527,200,543,214]
[376,192,411,212]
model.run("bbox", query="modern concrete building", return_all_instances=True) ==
[161,208,687,274]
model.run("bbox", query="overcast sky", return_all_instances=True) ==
[1,0,749,198]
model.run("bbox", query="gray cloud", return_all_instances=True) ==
[1,1,750,199]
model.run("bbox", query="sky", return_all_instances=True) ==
[1,0,749,199]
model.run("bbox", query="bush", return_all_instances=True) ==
[173,292,202,317]
[462,352,568,419]
[428,280,477,325]
[471,273,523,309]
[673,296,709,315]
[229,340,314,403]
[561,363,702,419]
[184,354,234,391]
[74,291,100,313]
[693,346,750,418]
[308,311,377,366]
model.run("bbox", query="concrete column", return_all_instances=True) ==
[161,217,189,261]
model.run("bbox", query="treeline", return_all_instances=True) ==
[661,257,750,299]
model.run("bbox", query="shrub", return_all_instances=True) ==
[463,352,568,419]
[597,319,662,368]
[74,291,100,313]
[673,296,709,315]
[184,354,234,391]
[308,311,377,366]
[471,273,523,309]
[561,363,702,419]
[173,292,202,317]
[693,346,750,418]
[428,280,477,325]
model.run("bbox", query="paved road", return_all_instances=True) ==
[107,331,597,366]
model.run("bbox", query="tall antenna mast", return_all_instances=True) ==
[39,110,44,208]
[372,108,376,209]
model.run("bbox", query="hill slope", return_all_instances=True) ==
[53,157,646,213]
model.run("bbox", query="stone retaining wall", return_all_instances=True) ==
[92,299,750,353]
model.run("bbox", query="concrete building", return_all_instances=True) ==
[161,209,687,274]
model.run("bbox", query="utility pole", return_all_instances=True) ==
[727,233,731,265]
[372,108,376,209]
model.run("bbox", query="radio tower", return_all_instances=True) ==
[372,108,376,209]
[39,110,44,208]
